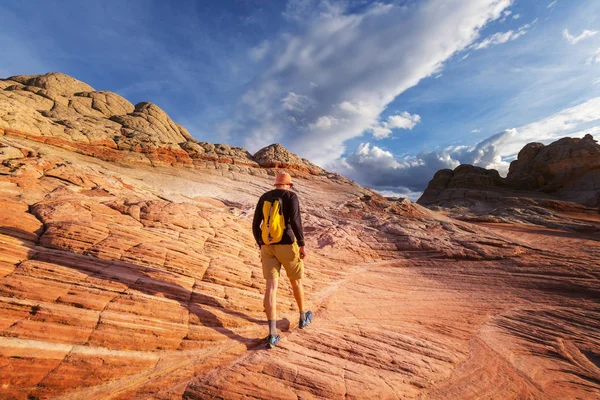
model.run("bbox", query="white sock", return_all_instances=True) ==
[268,319,277,336]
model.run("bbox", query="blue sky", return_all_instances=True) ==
[1,0,599,199]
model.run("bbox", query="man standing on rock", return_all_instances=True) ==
[252,172,313,348]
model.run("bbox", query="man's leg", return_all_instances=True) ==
[289,278,305,312]
[264,278,279,336]
[290,278,313,328]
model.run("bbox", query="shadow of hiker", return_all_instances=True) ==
[0,226,267,350]
[45,250,266,349]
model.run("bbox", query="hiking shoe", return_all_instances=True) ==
[299,311,313,329]
[265,334,280,349]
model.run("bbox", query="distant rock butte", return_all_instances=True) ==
[419,134,600,208]
[254,143,326,175]
[0,72,328,175]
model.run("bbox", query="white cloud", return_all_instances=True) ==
[563,29,599,44]
[473,30,526,49]
[249,40,271,61]
[367,111,421,138]
[232,0,514,164]
[512,13,521,19]
[352,143,402,169]
[331,142,459,192]
[500,10,511,23]
[388,112,421,130]
[472,20,534,50]
[281,92,315,113]
[547,0,557,8]
[332,97,600,193]
[471,129,481,133]
[309,115,344,130]
[586,48,600,65]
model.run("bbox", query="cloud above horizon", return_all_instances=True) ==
[1,0,597,202]
[333,97,600,196]
[232,0,514,165]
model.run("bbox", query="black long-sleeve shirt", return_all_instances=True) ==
[252,189,305,246]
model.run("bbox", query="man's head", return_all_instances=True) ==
[274,172,293,190]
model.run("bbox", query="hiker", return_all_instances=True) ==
[252,172,313,348]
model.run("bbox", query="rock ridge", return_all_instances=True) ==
[0,72,328,176]
[418,134,600,208]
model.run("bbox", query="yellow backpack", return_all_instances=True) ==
[261,196,285,244]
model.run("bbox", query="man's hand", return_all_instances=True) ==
[299,245,307,259]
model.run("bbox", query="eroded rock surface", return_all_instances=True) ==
[0,72,333,174]
[420,134,600,206]
[0,133,598,400]
[0,72,598,400]
[418,134,600,233]
[254,143,325,175]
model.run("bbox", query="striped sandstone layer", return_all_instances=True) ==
[0,72,598,399]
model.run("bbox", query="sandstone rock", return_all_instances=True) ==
[507,134,600,188]
[110,102,192,147]
[0,72,339,176]
[0,80,20,90]
[504,142,545,190]
[0,73,195,165]
[8,72,95,97]
[0,73,598,400]
[254,143,325,175]
[74,91,135,117]
[419,134,600,209]
[0,95,67,137]
[179,140,205,155]
[1,85,55,111]
[0,139,597,399]
[508,134,600,204]
[0,144,25,161]
[418,169,454,205]
[182,141,258,166]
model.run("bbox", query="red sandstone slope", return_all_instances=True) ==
[1,73,599,400]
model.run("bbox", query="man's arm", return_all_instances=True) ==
[252,197,264,245]
[289,193,305,247]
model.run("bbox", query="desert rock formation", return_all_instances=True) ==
[254,143,326,175]
[419,134,600,208]
[0,72,329,172]
[0,73,599,400]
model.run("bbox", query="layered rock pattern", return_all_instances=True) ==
[0,133,598,399]
[0,73,599,399]
[254,143,326,175]
[0,72,337,174]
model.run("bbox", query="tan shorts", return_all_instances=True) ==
[261,242,304,280]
